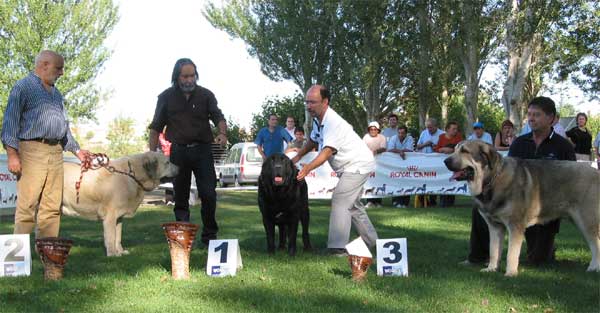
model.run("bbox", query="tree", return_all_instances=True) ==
[106,116,145,158]
[0,0,119,125]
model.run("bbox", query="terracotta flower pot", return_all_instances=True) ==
[162,222,199,280]
[35,237,74,281]
[348,255,372,282]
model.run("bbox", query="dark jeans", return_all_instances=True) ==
[170,143,218,244]
[468,205,560,264]
[440,195,455,207]
[392,196,410,206]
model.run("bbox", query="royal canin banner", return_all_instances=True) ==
[295,151,470,199]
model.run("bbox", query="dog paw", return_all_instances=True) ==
[120,249,130,255]
[504,270,518,277]
[586,264,600,272]
[480,267,497,273]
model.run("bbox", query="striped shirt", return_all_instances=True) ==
[1,73,79,152]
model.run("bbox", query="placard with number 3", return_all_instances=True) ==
[0,234,31,277]
[376,238,408,277]
[206,239,242,277]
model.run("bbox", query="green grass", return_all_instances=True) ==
[0,191,598,313]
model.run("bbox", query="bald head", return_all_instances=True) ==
[34,50,64,87]
[305,84,330,121]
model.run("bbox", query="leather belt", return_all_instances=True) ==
[23,138,61,145]
[172,142,202,148]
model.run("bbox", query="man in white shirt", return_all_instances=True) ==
[416,118,444,153]
[283,116,296,151]
[382,113,399,141]
[293,85,379,256]
[467,122,493,145]
[387,125,414,208]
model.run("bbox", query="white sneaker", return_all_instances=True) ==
[395,204,406,208]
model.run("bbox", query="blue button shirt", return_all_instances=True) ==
[254,125,292,157]
[1,73,79,152]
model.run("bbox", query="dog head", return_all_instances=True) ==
[443,141,502,195]
[260,153,297,188]
[128,152,179,190]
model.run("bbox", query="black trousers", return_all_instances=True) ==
[392,196,411,206]
[170,143,218,244]
[468,205,560,264]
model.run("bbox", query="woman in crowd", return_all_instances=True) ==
[566,112,592,160]
[494,120,515,151]
[363,121,387,208]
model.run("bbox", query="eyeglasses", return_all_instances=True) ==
[304,100,321,105]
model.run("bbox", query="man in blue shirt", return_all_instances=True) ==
[1,50,90,238]
[255,114,292,159]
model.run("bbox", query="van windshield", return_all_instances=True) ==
[246,146,263,162]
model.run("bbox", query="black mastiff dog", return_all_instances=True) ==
[258,153,311,256]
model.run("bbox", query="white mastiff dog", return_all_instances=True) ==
[61,151,178,256]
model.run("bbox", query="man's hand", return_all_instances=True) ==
[297,165,310,181]
[7,152,21,176]
[215,133,227,147]
[76,149,91,162]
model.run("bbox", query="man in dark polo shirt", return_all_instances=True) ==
[463,96,575,266]
[148,58,227,246]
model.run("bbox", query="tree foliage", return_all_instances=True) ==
[106,116,145,158]
[0,0,119,125]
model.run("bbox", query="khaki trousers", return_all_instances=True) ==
[14,141,64,238]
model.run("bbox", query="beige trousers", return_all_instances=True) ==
[14,141,64,238]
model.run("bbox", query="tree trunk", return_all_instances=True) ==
[416,1,431,129]
[441,85,450,125]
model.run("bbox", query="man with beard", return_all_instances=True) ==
[148,58,227,246]
[292,85,378,256]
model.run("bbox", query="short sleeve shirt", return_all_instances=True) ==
[310,108,375,174]
[417,128,445,153]
[387,135,414,151]
[509,130,576,161]
[254,126,292,157]
[362,133,387,153]
[467,132,493,145]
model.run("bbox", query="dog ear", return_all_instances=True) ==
[479,143,497,170]
[143,158,159,180]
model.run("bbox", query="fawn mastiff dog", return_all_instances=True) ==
[444,141,600,276]
[258,153,311,256]
[61,151,178,256]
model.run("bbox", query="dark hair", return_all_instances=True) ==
[576,112,588,123]
[501,119,514,129]
[445,121,458,131]
[268,113,278,119]
[398,125,408,133]
[294,127,305,134]
[528,96,556,117]
[171,58,198,86]
[319,85,331,102]
[388,113,398,121]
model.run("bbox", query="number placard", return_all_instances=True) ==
[0,234,31,277]
[206,239,242,277]
[376,238,408,277]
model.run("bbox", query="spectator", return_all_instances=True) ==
[283,116,296,151]
[467,122,493,145]
[435,121,463,207]
[387,125,414,208]
[255,114,293,160]
[382,113,399,142]
[416,118,444,153]
[552,113,567,138]
[594,131,600,169]
[362,121,387,208]
[566,112,593,160]
[494,120,515,151]
[416,118,444,206]
[285,127,308,153]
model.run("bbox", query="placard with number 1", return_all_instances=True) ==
[206,239,242,277]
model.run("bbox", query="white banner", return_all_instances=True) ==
[0,155,18,210]
[297,151,470,199]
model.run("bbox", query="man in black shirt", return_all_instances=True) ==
[149,58,227,246]
[463,96,576,265]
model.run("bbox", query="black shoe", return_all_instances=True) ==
[323,248,348,257]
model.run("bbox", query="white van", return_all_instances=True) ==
[216,142,263,187]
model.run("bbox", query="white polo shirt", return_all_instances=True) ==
[310,107,375,174]
[417,128,445,153]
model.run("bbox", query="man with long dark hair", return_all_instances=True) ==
[149,58,227,246]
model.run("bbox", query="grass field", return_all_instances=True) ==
[0,191,598,313]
